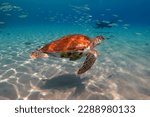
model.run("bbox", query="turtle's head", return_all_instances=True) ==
[30,50,48,59]
[95,36,105,44]
[91,36,105,48]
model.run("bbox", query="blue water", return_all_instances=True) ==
[0,0,150,100]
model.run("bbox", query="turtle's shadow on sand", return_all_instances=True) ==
[39,74,89,96]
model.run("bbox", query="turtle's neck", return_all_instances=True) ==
[90,39,102,49]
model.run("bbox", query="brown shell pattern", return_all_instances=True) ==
[40,34,91,53]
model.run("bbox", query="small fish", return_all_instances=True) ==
[18,14,28,18]
[112,14,119,17]
[135,32,142,35]
[1,2,10,6]
[0,22,5,24]
[123,24,130,27]
[118,20,123,22]
[88,15,92,18]
[109,23,118,26]
[70,5,90,11]
[102,20,110,23]
[123,27,128,29]
[5,13,11,16]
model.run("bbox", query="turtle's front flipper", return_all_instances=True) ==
[77,49,97,74]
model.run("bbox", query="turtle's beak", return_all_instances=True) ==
[30,51,49,59]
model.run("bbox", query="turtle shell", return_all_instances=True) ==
[40,34,91,53]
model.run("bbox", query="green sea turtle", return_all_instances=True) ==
[30,34,105,74]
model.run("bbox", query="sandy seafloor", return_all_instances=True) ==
[0,24,150,100]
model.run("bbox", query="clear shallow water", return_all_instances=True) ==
[0,1,150,100]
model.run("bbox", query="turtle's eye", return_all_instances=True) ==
[96,36,104,40]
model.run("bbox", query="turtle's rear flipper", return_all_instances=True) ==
[77,49,97,74]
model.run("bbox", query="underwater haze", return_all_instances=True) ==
[0,0,150,100]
